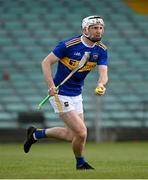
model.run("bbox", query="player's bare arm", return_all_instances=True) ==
[41,52,59,96]
[95,65,108,96]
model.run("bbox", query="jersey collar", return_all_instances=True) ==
[81,35,96,48]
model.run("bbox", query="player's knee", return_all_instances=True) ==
[77,127,87,141]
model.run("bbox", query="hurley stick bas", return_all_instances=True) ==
[38,52,90,109]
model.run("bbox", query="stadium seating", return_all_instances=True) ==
[0,0,148,131]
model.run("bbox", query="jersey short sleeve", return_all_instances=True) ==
[52,42,67,59]
[97,49,108,65]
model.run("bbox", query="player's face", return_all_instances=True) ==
[86,24,104,42]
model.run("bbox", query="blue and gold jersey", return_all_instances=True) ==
[52,35,108,96]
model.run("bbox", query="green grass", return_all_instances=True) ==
[0,142,148,179]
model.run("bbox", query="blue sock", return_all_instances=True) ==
[76,156,86,167]
[33,129,46,140]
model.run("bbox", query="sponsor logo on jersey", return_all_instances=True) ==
[74,52,81,56]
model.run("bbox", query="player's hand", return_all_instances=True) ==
[48,86,57,96]
[94,83,106,96]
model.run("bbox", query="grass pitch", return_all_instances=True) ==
[0,141,148,179]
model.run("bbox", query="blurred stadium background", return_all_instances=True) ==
[0,0,148,143]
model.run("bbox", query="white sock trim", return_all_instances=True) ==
[33,133,38,140]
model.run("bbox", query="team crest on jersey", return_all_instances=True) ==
[93,53,98,60]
